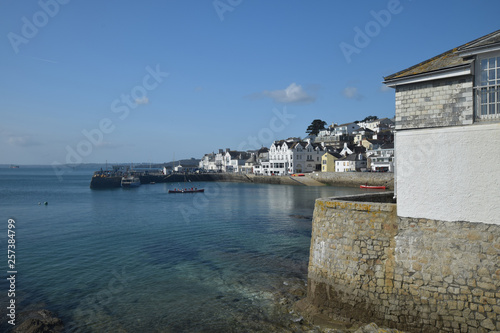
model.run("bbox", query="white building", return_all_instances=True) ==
[268,140,325,175]
[367,143,394,172]
[335,153,367,172]
[199,153,217,171]
[357,118,394,132]
[383,29,500,224]
[224,150,251,173]
[332,122,360,139]
[251,148,270,175]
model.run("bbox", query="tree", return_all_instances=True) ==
[306,119,327,136]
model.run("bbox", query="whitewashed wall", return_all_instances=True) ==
[396,123,500,225]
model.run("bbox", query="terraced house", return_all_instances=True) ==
[268,139,326,175]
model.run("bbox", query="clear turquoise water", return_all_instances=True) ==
[0,167,364,332]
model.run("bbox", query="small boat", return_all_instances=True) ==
[360,185,386,189]
[168,188,204,193]
[10,165,19,169]
[121,175,141,188]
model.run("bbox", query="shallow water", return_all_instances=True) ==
[0,167,364,332]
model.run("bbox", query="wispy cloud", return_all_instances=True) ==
[135,97,149,105]
[342,86,364,101]
[253,83,316,104]
[7,135,41,147]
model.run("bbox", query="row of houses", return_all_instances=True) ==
[199,117,395,175]
[315,117,394,146]
[199,135,394,175]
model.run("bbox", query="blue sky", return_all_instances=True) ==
[1,0,499,165]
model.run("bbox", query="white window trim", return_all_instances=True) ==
[475,51,500,121]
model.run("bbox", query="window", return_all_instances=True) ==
[476,53,500,120]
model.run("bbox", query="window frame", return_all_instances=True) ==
[475,51,500,121]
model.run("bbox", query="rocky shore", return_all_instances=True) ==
[11,309,63,333]
[9,294,404,333]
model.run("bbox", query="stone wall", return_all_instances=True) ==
[301,193,500,332]
[309,172,394,190]
[395,77,473,130]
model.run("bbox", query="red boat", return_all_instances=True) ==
[360,185,386,189]
[168,188,205,193]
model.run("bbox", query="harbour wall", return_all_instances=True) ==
[308,172,394,190]
[201,172,394,188]
[297,193,500,332]
[91,172,393,188]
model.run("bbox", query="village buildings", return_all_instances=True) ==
[197,116,395,175]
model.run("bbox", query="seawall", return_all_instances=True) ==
[202,172,394,188]
[297,192,500,332]
[309,172,394,190]
[92,171,393,188]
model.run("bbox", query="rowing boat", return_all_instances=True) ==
[360,185,386,189]
[168,188,205,193]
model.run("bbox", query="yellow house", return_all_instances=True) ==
[321,152,341,172]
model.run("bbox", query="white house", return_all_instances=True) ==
[268,140,325,175]
[367,143,394,172]
[332,122,360,139]
[383,29,500,224]
[250,147,270,175]
[199,153,217,171]
[224,150,251,173]
[357,118,394,132]
[335,153,367,172]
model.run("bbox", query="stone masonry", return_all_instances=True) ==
[302,193,500,333]
[395,77,473,130]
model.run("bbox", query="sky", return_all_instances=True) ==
[1,0,499,165]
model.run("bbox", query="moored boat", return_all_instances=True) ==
[168,188,204,193]
[360,185,386,189]
[121,175,141,188]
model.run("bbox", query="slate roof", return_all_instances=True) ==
[341,153,365,161]
[384,29,500,82]
[336,122,357,127]
[324,151,342,159]
[227,151,251,160]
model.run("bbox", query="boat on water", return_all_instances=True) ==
[168,188,204,193]
[121,175,141,188]
[10,165,19,169]
[360,185,386,189]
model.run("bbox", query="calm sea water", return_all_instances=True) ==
[0,167,364,332]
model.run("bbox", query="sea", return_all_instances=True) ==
[0,166,365,332]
